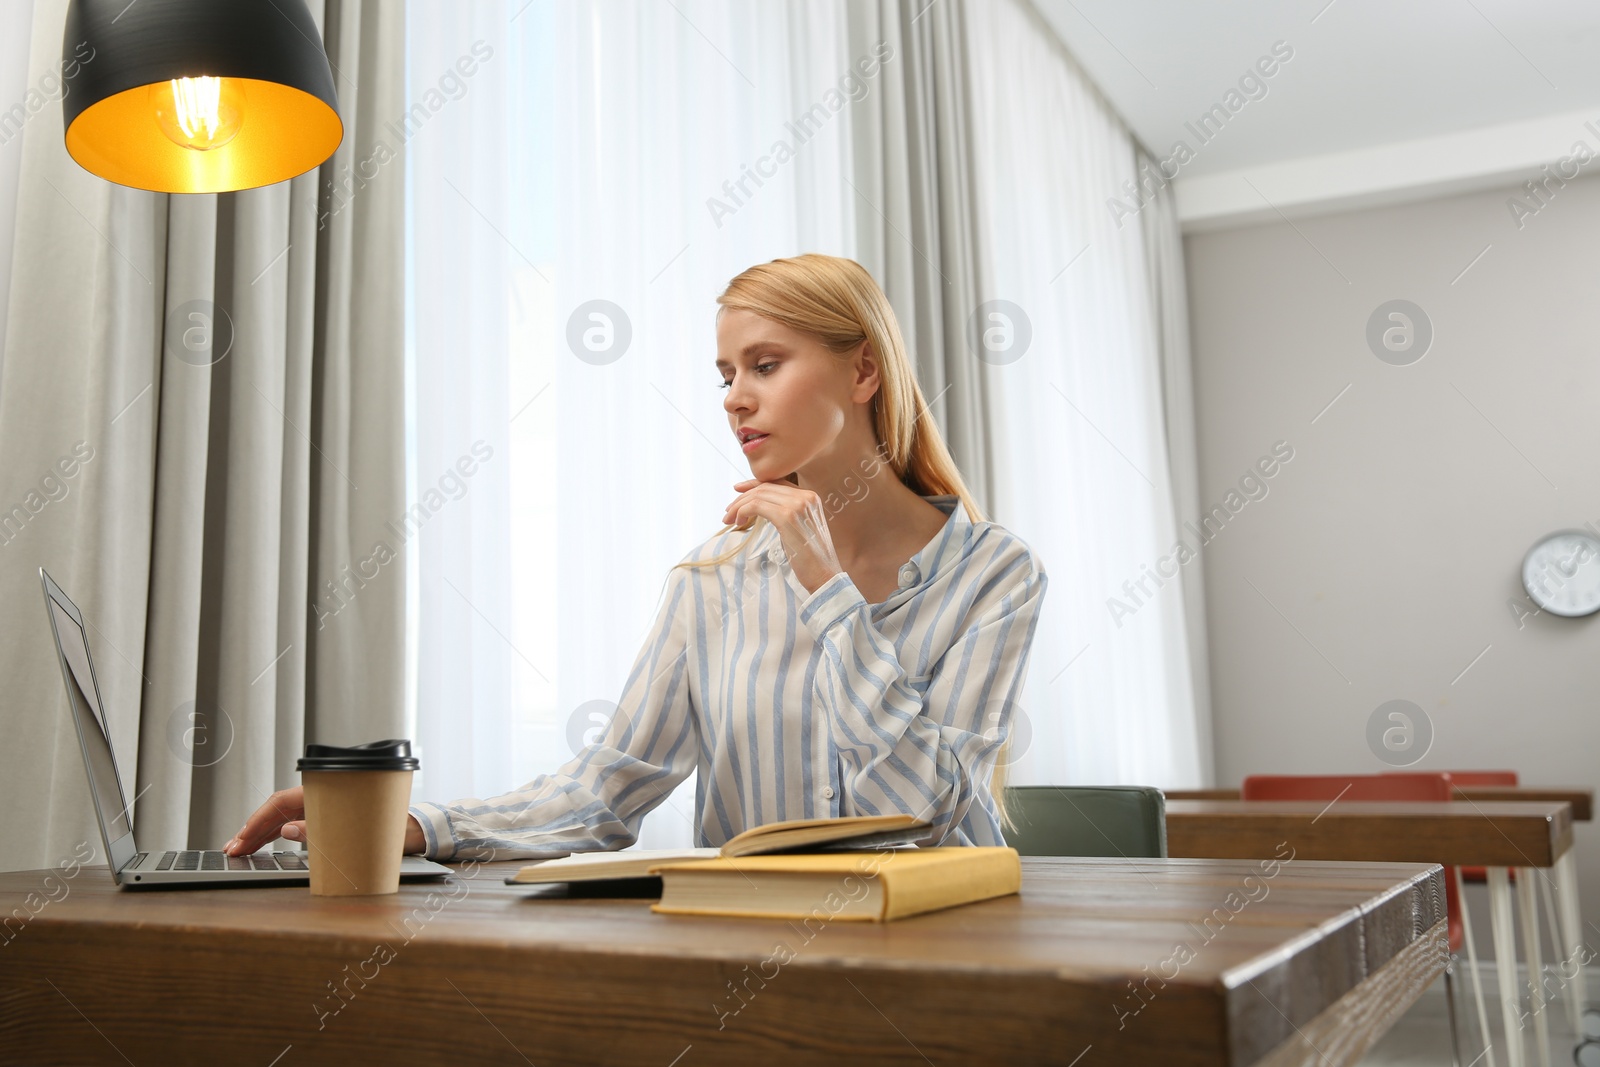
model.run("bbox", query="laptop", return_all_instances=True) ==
[39,567,453,888]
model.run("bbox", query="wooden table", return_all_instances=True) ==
[0,856,1446,1067]
[1165,798,1582,1067]
[1165,799,1573,867]
[1164,787,1595,821]
[1453,786,1593,822]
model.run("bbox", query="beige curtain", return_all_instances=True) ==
[1139,143,1215,784]
[849,0,1214,786]
[0,0,405,873]
[846,0,995,516]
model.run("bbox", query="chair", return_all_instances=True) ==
[1241,773,1477,1067]
[1002,785,1166,858]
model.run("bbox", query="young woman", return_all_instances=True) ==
[227,253,1048,861]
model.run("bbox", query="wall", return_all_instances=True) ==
[1184,169,1600,936]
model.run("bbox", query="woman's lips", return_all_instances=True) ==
[741,433,771,454]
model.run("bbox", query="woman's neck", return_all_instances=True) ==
[795,457,929,571]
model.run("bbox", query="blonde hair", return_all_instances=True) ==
[674,253,1016,833]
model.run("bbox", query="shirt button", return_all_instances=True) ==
[822,787,835,800]
[767,546,785,565]
[898,563,919,588]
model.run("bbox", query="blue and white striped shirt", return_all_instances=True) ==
[408,494,1049,861]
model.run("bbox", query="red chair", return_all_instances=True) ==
[1241,773,1476,1062]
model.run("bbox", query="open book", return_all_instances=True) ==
[502,813,930,886]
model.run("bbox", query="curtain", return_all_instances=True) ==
[1140,143,1215,786]
[959,0,1208,786]
[0,0,406,874]
[845,0,993,514]
[0,0,33,383]
[406,0,858,848]
[404,0,1213,846]
[405,0,519,844]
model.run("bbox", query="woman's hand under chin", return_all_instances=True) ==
[723,478,843,596]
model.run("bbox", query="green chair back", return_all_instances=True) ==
[1002,785,1167,858]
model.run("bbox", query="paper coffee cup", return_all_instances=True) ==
[297,739,420,897]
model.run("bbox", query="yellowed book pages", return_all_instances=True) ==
[719,812,926,856]
[649,846,1021,921]
[505,814,932,886]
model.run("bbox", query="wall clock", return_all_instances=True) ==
[1521,529,1600,618]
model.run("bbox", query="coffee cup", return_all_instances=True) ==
[297,739,420,896]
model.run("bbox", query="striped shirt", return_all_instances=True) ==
[408,493,1049,861]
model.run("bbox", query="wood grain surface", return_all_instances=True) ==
[1166,799,1572,867]
[1163,787,1593,821]
[0,855,1446,1066]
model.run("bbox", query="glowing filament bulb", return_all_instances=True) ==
[150,76,245,151]
[174,77,221,141]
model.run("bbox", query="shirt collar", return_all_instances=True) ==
[904,494,972,587]
[760,492,974,589]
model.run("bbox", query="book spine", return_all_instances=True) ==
[880,848,1022,920]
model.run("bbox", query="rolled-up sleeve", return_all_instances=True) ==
[409,560,700,861]
[795,534,1047,845]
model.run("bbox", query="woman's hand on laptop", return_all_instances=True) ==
[224,786,428,857]
[224,786,305,856]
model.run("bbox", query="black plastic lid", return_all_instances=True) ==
[297,739,419,772]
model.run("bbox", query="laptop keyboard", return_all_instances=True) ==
[152,850,308,872]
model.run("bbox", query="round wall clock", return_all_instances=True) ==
[1521,529,1600,618]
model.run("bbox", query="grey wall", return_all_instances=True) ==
[1184,172,1600,934]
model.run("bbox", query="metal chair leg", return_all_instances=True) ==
[1445,967,1465,1067]
[1555,854,1590,1032]
[1458,865,1498,1067]
[1516,866,1552,1067]
[1489,867,1526,1067]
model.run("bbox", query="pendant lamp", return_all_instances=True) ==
[61,0,342,194]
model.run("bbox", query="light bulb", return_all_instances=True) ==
[149,77,245,152]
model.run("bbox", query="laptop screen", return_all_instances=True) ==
[46,594,132,841]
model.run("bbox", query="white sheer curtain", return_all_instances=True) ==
[963,0,1207,787]
[405,0,857,848]
[404,0,1208,853]
[406,0,518,827]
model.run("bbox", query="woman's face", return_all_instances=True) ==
[716,308,876,483]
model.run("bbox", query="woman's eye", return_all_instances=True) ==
[716,363,778,389]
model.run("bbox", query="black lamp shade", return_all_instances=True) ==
[62,0,342,193]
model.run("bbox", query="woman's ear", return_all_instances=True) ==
[851,340,881,405]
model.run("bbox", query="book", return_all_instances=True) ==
[650,846,1022,921]
[502,813,930,887]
